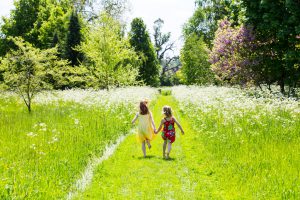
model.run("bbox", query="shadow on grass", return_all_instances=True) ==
[135,155,176,161]
[163,157,176,161]
[137,155,156,159]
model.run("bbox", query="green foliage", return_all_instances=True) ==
[184,0,244,47]
[158,88,172,96]
[78,13,140,90]
[129,18,160,87]
[0,37,70,112]
[0,0,41,55]
[65,11,83,66]
[180,34,214,85]
[242,0,300,93]
[33,1,70,50]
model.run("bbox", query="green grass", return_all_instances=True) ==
[183,103,300,199]
[173,86,300,199]
[158,88,172,96]
[0,97,133,199]
[1,87,299,199]
[74,95,222,199]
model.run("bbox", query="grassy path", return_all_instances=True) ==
[73,95,223,199]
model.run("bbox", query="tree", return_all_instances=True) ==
[0,0,41,55]
[210,19,256,85]
[83,0,130,22]
[153,18,174,63]
[242,0,300,94]
[180,33,214,85]
[100,0,129,20]
[184,0,244,47]
[160,56,182,86]
[32,1,70,50]
[153,18,180,86]
[0,37,69,112]
[78,13,140,90]
[65,11,83,66]
[129,18,160,87]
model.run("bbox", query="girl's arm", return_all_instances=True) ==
[131,113,138,124]
[149,111,156,131]
[173,117,184,134]
[155,119,164,134]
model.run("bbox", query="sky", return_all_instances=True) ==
[128,0,196,54]
[0,0,196,54]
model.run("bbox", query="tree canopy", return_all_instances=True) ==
[129,18,160,87]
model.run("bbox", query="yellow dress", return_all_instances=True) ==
[136,113,155,143]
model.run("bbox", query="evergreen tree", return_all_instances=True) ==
[65,11,83,66]
[51,33,59,48]
[129,18,160,86]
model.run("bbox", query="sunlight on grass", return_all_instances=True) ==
[173,86,300,199]
[0,87,157,199]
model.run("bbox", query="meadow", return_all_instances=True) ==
[0,87,157,199]
[0,86,299,199]
[172,86,300,199]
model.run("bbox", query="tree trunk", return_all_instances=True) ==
[279,79,285,94]
[268,83,271,91]
[27,102,31,113]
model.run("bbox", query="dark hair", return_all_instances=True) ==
[140,100,149,115]
[163,106,172,117]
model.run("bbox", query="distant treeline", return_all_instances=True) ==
[0,0,300,96]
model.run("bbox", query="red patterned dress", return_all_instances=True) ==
[161,117,176,143]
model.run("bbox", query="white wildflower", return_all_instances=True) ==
[74,119,80,125]
[27,132,37,137]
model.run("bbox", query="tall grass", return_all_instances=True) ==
[0,87,157,199]
[172,86,300,199]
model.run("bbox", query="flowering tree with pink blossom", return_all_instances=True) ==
[210,19,257,85]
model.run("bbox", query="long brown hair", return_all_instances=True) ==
[139,100,149,115]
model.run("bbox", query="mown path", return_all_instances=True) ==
[74,95,222,199]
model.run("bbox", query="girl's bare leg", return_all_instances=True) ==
[163,140,167,158]
[146,139,151,149]
[166,142,172,159]
[142,141,146,157]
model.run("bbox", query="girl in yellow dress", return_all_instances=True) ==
[131,100,156,157]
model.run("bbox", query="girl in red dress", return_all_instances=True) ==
[155,106,184,159]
